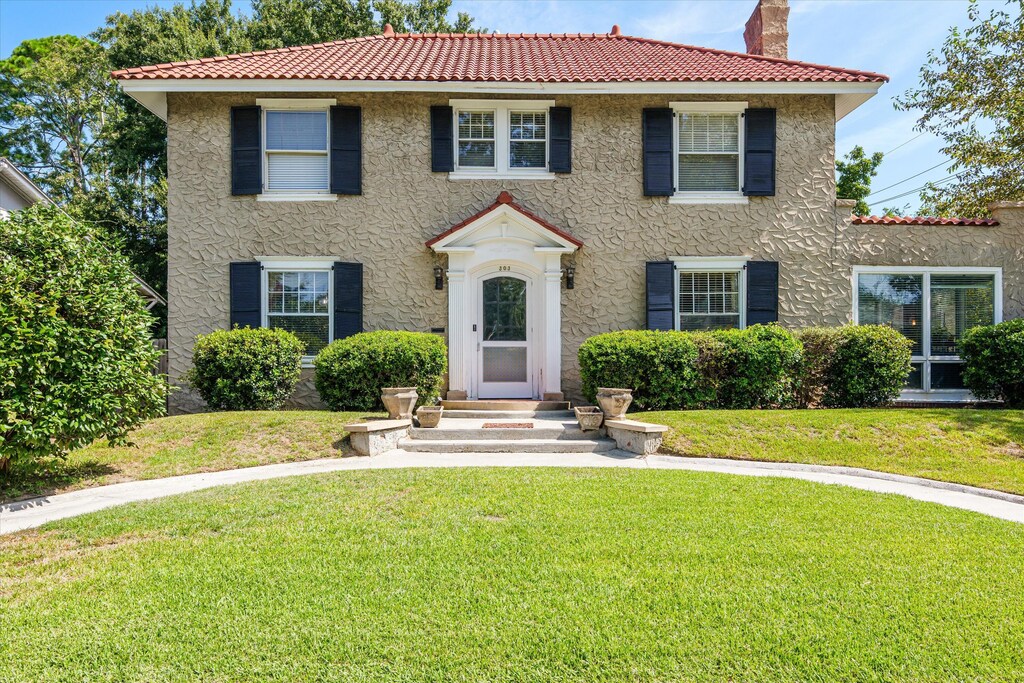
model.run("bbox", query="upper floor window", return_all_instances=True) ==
[258,99,335,197]
[670,101,746,203]
[450,100,555,179]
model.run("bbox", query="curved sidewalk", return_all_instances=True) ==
[3,451,1023,534]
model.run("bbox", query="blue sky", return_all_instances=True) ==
[0,0,1001,214]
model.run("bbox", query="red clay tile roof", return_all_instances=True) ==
[111,30,888,84]
[426,191,583,248]
[852,215,998,227]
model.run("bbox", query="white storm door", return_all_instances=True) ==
[477,274,533,398]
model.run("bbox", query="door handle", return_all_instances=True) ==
[472,324,477,332]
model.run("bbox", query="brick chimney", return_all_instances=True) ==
[744,0,790,60]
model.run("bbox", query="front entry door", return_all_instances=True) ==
[478,274,532,398]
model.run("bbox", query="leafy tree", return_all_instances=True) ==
[836,145,884,216]
[0,35,116,201]
[0,205,166,473]
[896,0,1024,217]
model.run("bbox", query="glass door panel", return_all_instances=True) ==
[478,275,531,398]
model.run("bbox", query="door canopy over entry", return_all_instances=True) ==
[428,192,581,400]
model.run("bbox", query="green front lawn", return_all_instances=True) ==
[2,468,1023,681]
[639,408,1024,495]
[0,410,381,502]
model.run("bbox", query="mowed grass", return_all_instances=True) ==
[0,411,381,502]
[638,409,1024,495]
[1,467,1023,681]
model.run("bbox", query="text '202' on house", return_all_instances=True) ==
[113,0,1024,412]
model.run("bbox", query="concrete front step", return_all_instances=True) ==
[441,400,571,412]
[442,409,575,420]
[409,426,602,441]
[398,437,616,454]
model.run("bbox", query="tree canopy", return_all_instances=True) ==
[896,0,1024,217]
[836,146,884,216]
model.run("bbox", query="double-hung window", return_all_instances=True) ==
[259,99,333,197]
[670,102,746,203]
[451,100,554,178]
[673,258,748,331]
[854,267,1001,395]
[262,261,333,362]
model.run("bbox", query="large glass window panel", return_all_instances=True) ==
[509,111,546,169]
[266,270,330,355]
[265,111,328,151]
[265,110,329,192]
[677,113,740,192]
[482,277,527,341]
[929,274,995,356]
[930,362,966,390]
[457,111,496,168]
[678,271,741,331]
[267,154,329,191]
[857,274,924,355]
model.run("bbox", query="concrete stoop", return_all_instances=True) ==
[346,401,667,457]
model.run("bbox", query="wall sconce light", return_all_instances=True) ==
[565,264,575,290]
[434,265,444,290]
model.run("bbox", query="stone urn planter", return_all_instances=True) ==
[574,406,604,432]
[416,405,443,428]
[381,387,418,420]
[596,387,633,420]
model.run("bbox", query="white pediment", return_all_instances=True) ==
[429,201,580,254]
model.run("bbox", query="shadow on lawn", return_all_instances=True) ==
[0,459,119,504]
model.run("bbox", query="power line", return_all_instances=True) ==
[866,159,951,198]
[869,173,961,206]
[882,132,927,156]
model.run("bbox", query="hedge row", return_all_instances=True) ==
[579,324,913,411]
[188,328,447,412]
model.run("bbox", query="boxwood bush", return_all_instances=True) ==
[314,331,447,411]
[703,325,803,409]
[794,327,844,408]
[961,319,1024,407]
[187,327,304,410]
[1,206,166,472]
[805,325,913,408]
[578,330,701,411]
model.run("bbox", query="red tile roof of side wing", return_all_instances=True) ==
[852,215,999,226]
[426,191,584,248]
[111,31,888,83]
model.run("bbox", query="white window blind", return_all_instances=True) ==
[678,271,742,331]
[265,110,329,192]
[677,113,740,192]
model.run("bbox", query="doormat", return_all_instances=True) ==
[483,422,533,429]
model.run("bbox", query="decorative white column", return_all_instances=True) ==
[445,269,467,399]
[542,254,564,400]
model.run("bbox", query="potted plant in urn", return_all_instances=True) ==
[416,400,444,428]
[596,387,633,419]
[381,387,418,419]
[573,405,604,431]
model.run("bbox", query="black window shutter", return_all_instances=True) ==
[743,108,776,197]
[330,105,361,195]
[549,106,572,173]
[642,108,674,196]
[230,106,262,196]
[746,260,779,325]
[333,262,363,340]
[430,105,454,172]
[229,261,261,329]
[646,261,676,331]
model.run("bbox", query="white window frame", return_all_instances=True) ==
[669,101,748,205]
[449,99,556,180]
[256,98,337,202]
[851,265,1003,400]
[672,256,750,331]
[259,258,335,366]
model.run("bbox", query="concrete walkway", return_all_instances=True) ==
[3,451,1023,534]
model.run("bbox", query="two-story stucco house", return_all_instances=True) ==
[114,0,1024,413]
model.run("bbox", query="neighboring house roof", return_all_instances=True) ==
[0,157,166,309]
[113,27,887,122]
[427,191,583,249]
[852,215,999,227]
[112,29,887,84]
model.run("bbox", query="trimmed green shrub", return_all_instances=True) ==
[578,331,701,411]
[314,331,447,411]
[794,327,844,408]
[818,325,913,408]
[962,319,1024,407]
[0,205,166,472]
[187,327,304,411]
[705,324,803,409]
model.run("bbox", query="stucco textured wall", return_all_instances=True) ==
[165,91,1022,411]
